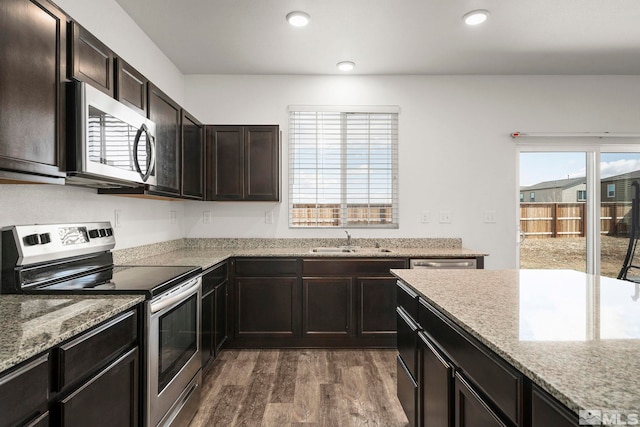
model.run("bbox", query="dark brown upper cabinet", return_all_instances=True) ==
[147,83,182,196]
[181,110,204,200]
[68,22,114,97]
[115,58,147,116]
[205,125,280,201]
[0,0,67,184]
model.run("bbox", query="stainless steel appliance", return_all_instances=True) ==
[0,222,201,427]
[65,81,157,187]
[409,258,477,269]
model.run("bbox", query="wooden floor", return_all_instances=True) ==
[190,349,409,427]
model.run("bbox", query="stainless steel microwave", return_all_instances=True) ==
[65,81,157,187]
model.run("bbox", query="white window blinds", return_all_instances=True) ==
[289,110,399,228]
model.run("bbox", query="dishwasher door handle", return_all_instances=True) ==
[410,259,477,269]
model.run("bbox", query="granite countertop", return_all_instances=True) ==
[391,268,640,417]
[0,294,144,374]
[115,238,487,271]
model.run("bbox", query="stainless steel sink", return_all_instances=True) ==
[309,247,393,254]
[309,247,355,253]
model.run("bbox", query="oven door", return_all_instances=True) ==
[147,277,201,427]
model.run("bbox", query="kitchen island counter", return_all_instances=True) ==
[392,268,640,419]
[0,294,144,373]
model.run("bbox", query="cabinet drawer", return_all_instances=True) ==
[397,280,419,320]
[419,298,522,426]
[397,355,418,427]
[397,307,420,380]
[0,354,49,427]
[234,258,297,276]
[303,259,406,276]
[56,310,137,390]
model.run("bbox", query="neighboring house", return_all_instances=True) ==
[520,177,586,203]
[600,170,640,202]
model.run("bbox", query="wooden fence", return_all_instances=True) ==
[520,202,632,238]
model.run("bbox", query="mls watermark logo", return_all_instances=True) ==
[580,409,639,425]
[580,410,602,425]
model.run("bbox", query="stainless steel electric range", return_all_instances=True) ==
[0,222,202,427]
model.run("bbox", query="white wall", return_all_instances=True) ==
[0,0,186,250]
[183,75,640,269]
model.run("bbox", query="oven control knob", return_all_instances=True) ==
[98,229,107,237]
[39,233,51,244]
[23,234,40,246]
[105,228,113,237]
[88,229,100,238]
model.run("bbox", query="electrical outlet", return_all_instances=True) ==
[114,209,122,228]
[439,210,452,224]
[203,211,212,224]
[484,210,497,223]
[170,210,177,224]
[265,211,274,224]
[421,211,429,223]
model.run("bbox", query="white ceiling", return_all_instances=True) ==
[114,0,640,75]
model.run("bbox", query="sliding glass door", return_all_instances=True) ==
[518,147,640,278]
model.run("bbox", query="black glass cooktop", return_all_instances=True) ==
[27,265,201,298]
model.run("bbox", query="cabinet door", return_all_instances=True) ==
[0,354,49,427]
[115,57,147,115]
[531,385,577,427]
[0,0,66,182]
[244,125,279,201]
[205,125,244,200]
[68,22,114,96]
[454,373,507,427]
[201,289,215,371]
[214,281,228,355]
[59,347,139,427]
[236,277,298,336]
[359,277,397,335]
[303,278,353,336]
[420,332,454,427]
[181,110,204,200]
[148,83,181,196]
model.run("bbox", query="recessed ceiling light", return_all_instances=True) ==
[337,61,355,72]
[463,9,490,26]
[286,11,310,27]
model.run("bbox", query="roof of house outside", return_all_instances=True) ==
[521,177,586,192]
[601,169,640,183]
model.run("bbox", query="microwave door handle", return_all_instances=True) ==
[146,134,156,181]
[133,124,154,182]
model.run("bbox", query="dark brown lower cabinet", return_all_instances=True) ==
[236,277,298,337]
[420,332,453,427]
[59,347,139,427]
[202,263,229,373]
[397,355,418,427]
[531,384,577,427]
[0,354,49,427]
[454,373,506,427]
[359,277,397,335]
[303,278,353,336]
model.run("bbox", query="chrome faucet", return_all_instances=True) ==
[345,230,352,247]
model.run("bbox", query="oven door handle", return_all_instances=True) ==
[150,278,200,314]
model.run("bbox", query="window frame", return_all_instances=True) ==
[607,183,616,198]
[288,107,399,229]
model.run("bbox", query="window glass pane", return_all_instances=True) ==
[289,111,398,228]
[601,152,640,279]
[519,152,587,272]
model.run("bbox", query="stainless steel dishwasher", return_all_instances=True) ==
[409,258,478,269]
